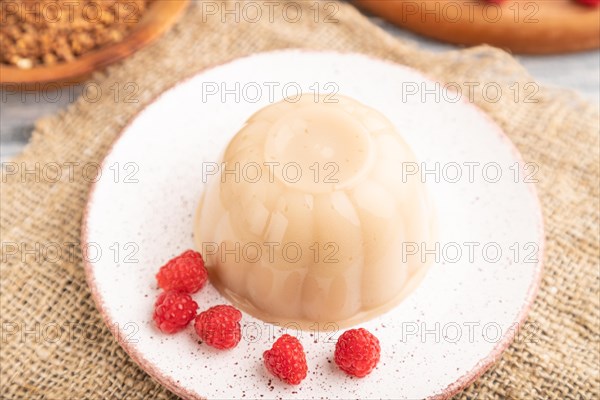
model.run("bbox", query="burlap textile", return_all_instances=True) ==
[1,1,599,399]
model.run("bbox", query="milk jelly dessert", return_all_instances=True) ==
[194,95,436,327]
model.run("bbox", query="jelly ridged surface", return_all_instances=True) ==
[195,95,436,328]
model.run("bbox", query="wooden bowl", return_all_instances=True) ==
[0,0,189,85]
[354,0,600,54]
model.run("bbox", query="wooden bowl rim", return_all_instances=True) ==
[0,0,189,85]
[353,0,600,55]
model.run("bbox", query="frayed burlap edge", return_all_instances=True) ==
[1,2,598,399]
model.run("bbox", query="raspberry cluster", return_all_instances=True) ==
[150,250,382,386]
[152,250,241,349]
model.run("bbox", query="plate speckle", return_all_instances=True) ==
[83,51,543,400]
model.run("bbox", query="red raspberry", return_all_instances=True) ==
[263,334,308,385]
[574,0,600,7]
[334,328,380,378]
[156,250,208,294]
[194,305,242,349]
[153,291,198,334]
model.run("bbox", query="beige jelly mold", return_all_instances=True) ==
[194,95,436,328]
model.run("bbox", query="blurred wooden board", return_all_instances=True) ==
[354,0,600,54]
[0,0,189,85]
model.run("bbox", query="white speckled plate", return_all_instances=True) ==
[82,51,544,399]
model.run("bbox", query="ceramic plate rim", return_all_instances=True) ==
[81,49,545,400]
